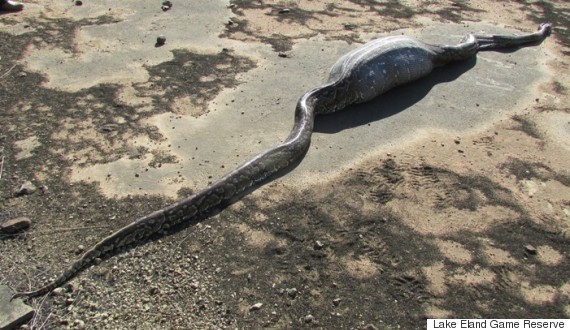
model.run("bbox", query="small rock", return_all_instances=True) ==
[17,72,27,78]
[76,245,85,254]
[304,315,314,323]
[454,138,461,144]
[0,285,34,329]
[333,298,342,306]
[278,8,290,14]
[74,319,85,329]
[343,23,356,30]
[190,282,199,289]
[161,0,172,10]
[249,303,263,311]
[65,283,76,293]
[51,287,66,296]
[65,298,75,306]
[156,35,166,46]
[16,181,37,196]
[1,217,31,234]
[525,244,537,255]
[75,0,82,6]
[313,240,325,250]
[310,289,321,297]
[278,52,288,58]
[98,123,119,132]
[286,288,298,298]
[363,324,379,330]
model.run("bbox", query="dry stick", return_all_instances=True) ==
[0,154,4,181]
[30,294,52,330]
[0,64,17,79]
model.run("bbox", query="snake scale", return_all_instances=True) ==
[13,23,551,299]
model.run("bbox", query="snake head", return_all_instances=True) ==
[539,23,552,37]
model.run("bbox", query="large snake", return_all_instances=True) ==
[13,23,551,299]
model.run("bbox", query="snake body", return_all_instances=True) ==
[14,23,551,299]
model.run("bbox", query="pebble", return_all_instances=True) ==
[75,0,82,5]
[525,244,537,255]
[304,314,314,323]
[333,298,342,306]
[310,289,321,297]
[0,216,31,234]
[344,23,356,30]
[98,124,119,132]
[249,303,263,311]
[314,240,325,250]
[161,0,172,11]
[51,287,66,296]
[286,288,298,298]
[363,324,379,330]
[278,8,290,14]
[16,181,37,195]
[156,35,166,46]
[74,319,85,329]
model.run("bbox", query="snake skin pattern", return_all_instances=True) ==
[13,23,551,299]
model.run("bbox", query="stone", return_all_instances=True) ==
[16,181,36,196]
[161,0,172,11]
[249,303,263,311]
[314,240,325,250]
[1,217,31,234]
[0,285,35,330]
[51,287,66,296]
[286,288,297,298]
[525,244,537,255]
[156,35,166,46]
[74,319,85,329]
[98,124,119,132]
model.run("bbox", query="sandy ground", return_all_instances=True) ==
[1,0,569,329]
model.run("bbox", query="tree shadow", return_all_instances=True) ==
[314,56,477,134]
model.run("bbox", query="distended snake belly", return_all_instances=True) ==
[13,23,551,299]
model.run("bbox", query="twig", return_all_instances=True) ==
[0,64,17,79]
[0,147,4,181]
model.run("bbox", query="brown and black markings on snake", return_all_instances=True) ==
[13,23,552,299]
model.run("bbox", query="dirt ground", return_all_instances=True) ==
[1,0,569,329]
